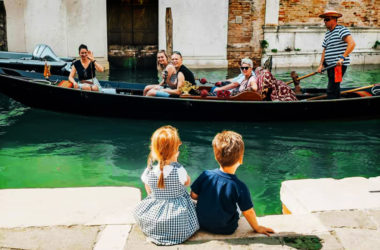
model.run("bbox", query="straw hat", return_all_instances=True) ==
[319,10,342,18]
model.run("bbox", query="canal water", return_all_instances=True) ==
[0,65,379,215]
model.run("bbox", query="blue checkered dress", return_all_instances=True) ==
[133,162,199,245]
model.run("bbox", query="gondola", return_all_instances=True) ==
[0,44,73,76]
[0,67,379,121]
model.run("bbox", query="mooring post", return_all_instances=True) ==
[166,7,173,55]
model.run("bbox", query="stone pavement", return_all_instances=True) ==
[0,178,380,250]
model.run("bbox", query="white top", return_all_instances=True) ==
[141,164,188,185]
[232,71,256,83]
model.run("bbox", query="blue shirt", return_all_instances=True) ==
[191,169,253,234]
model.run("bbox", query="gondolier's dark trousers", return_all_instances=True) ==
[326,64,347,99]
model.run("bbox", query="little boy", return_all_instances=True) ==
[190,131,274,236]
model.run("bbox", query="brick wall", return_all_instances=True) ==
[227,0,266,68]
[279,0,379,27]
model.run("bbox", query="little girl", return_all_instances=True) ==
[133,125,199,245]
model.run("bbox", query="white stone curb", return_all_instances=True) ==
[94,225,132,250]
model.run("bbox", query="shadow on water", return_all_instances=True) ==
[1,92,379,215]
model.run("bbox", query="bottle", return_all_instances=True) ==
[43,61,48,79]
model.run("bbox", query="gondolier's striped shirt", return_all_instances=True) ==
[322,25,351,66]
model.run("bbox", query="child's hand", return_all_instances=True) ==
[254,225,274,236]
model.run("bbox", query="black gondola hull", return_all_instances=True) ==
[0,69,379,121]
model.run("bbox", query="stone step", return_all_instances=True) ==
[0,186,141,228]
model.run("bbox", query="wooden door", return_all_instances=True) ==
[107,0,158,46]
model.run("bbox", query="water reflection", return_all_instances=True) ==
[0,106,379,215]
[1,66,380,215]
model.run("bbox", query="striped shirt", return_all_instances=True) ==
[322,25,351,66]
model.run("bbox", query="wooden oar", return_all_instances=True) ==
[285,64,336,85]
[306,84,375,101]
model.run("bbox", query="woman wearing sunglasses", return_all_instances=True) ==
[212,58,257,95]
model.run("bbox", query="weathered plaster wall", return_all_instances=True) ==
[4,0,26,52]
[262,0,380,68]
[159,0,229,68]
[65,0,107,60]
[4,0,108,64]
[263,26,380,68]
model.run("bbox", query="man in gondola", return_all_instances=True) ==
[317,10,356,99]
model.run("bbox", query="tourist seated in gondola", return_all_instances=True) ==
[143,50,176,96]
[255,67,297,101]
[68,44,104,92]
[212,58,258,95]
[146,51,195,97]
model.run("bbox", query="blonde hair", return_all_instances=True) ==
[148,125,182,189]
[212,131,244,168]
[157,50,170,72]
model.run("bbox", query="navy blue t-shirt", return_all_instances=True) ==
[191,169,253,234]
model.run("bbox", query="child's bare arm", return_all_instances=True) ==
[242,208,274,236]
[145,183,152,195]
[190,191,198,200]
[184,175,191,186]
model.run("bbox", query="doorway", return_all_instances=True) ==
[107,0,158,69]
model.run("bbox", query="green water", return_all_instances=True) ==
[0,66,379,216]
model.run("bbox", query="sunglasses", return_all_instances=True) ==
[324,18,332,22]
[240,67,250,71]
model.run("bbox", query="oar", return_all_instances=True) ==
[306,84,375,101]
[285,64,336,85]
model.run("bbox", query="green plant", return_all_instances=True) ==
[260,40,269,49]
[373,40,380,49]
[295,48,301,51]
[271,48,278,53]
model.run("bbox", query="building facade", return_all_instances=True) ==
[2,0,380,69]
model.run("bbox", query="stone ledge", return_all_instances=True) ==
[281,177,380,214]
[191,214,327,242]
[0,187,141,228]
[126,224,331,250]
[0,225,101,250]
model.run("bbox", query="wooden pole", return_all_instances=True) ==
[166,8,173,55]
[285,64,336,85]
[285,72,317,85]
[306,84,375,101]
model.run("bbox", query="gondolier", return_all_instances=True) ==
[317,10,356,99]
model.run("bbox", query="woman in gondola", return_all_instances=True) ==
[212,58,258,95]
[69,44,104,92]
[146,51,195,97]
[255,67,297,101]
[143,50,176,96]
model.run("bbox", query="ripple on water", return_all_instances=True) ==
[0,67,379,216]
